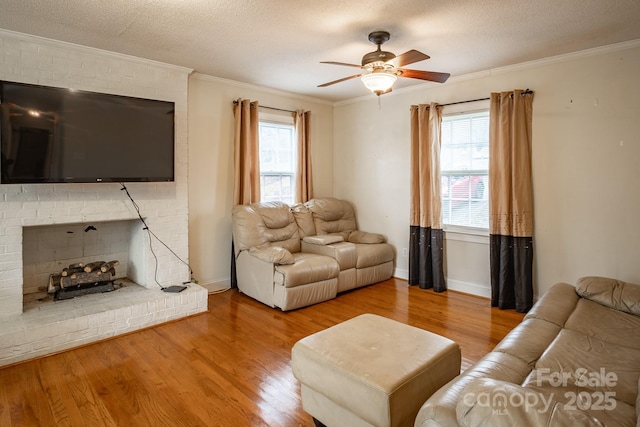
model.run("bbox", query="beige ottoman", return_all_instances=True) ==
[292,314,461,427]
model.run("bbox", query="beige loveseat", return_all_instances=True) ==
[415,276,640,427]
[298,198,394,293]
[232,198,394,311]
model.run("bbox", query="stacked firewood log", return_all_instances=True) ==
[47,260,119,294]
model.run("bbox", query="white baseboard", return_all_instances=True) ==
[393,271,491,299]
[394,268,409,281]
[199,279,231,294]
[446,278,491,298]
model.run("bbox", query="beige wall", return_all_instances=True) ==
[333,41,640,297]
[187,75,334,289]
[188,41,640,298]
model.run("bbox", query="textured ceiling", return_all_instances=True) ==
[1,0,640,102]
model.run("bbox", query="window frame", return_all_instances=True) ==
[440,102,490,236]
[258,112,297,205]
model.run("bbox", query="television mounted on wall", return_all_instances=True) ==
[0,80,175,184]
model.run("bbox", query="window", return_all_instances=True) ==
[259,118,296,205]
[441,111,489,230]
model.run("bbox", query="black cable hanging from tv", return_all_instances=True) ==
[120,183,192,293]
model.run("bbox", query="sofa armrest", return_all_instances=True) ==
[524,282,579,327]
[348,230,386,244]
[248,246,295,265]
[415,352,532,427]
[301,241,357,271]
[455,378,605,427]
[302,235,344,245]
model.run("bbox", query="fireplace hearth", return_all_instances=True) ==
[8,217,207,368]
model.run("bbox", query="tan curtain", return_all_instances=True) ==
[294,110,313,203]
[408,103,446,292]
[489,89,534,312]
[233,98,260,205]
[231,98,260,288]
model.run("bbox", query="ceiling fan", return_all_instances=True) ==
[318,31,450,96]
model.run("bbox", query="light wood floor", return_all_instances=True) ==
[0,278,524,427]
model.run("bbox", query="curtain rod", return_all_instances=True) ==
[232,100,296,114]
[412,89,534,109]
[440,97,489,107]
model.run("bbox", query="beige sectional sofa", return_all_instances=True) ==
[232,198,394,310]
[415,276,640,427]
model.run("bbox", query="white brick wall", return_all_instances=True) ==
[0,29,207,365]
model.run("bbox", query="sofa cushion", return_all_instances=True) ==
[261,222,301,253]
[576,276,640,316]
[564,298,640,350]
[306,198,358,239]
[493,318,561,366]
[455,378,606,427]
[291,203,316,238]
[274,253,339,288]
[253,201,293,229]
[526,328,640,406]
[232,202,301,253]
[308,197,348,221]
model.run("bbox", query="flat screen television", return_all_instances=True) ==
[0,80,175,184]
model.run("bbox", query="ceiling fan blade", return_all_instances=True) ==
[317,74,362,87]
[387,50,430,68]
[398,69,450,83]
[320,61,363,68]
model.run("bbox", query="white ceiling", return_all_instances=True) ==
[1,0,640,102]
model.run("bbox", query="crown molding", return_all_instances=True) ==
[191,72,333,107]
[190,71,334,106]
[334,38,640,107]
[0,28,193,75]
[486,38,640,76]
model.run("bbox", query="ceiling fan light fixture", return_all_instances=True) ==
[318,30,449,95]
[360,71,397,95]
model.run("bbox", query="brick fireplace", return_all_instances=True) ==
[0,30,208,366]
[22,219,143,299]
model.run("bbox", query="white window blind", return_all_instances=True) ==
[441,111,489,229]
[259,120,296,205]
